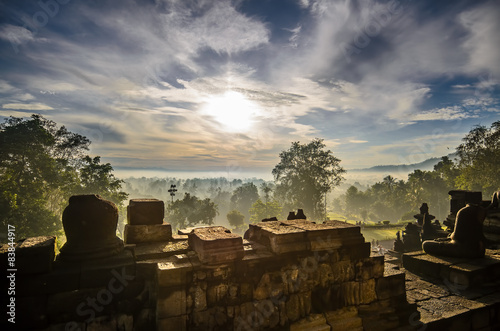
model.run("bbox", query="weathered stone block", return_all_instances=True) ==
[157,315,187,331]
[341,281,360,306]
[157,286,187,318]
[124,223,172,244]
[79,249,136,289]
[360,279,377,304]
[127,199,164,225]
[188,226,244,264]
[325,306,363,330]
[247,221,308,254]
[14,236,56,275]
[207,283,229,306]
[290,313,331,331]
[157,257,193,287]
[331,260,355,283]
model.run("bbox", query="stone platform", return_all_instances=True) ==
[403,249,500,289]
[398,262,500,330]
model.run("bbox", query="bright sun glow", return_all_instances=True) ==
[203,91,260,132]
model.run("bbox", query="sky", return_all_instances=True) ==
[0,0,499,180]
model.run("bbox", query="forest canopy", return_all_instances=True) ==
[0,115,128,239]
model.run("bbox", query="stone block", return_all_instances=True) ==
[341,281,360,306]
[127,199,164,225]
[124,223,172,244]
[247,221,308,254]
[79,249,136,289]
[157,286,187,318]
[157,256,193,287]
[133,240,189,261]
[188,226,244,264]
[360,279,377,304]
[290,314,331,331]
[331,260,355,283]
[325,306,363,330]
[207,283,229,306]
[14,236,56,275]
[156,315,187,331]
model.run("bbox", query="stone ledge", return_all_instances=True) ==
[246,220,367,256]
[403,250,500,288]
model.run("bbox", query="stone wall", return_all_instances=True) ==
[1,196,418,330]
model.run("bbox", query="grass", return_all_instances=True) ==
[361,227,404,243]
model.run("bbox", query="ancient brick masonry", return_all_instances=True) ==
[156,218,418,330]
[1,196,418,330]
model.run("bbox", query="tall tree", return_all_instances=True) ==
[455,121,500,196]
[272,138,345,219]
[0,114,127,239]
[249,199,282,223]
[166,193,218,230]
[230,182,259,220]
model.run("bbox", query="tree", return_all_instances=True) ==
[249,199,282,223]
[0,115,87,238]
[455,121,500,196]
[344,186,364,218]
[166,193,218,230]
[78,156,128,205]
[272,138,345,219]
[227,209,245,233]
[0,114,127,239]
[230,182,259,220]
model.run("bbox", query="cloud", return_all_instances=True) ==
[409,106,476,122]
[0,24,34,46]
[459,0,500,76]
[2,102,53,110]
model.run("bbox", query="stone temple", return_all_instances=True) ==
[2,192,500,330]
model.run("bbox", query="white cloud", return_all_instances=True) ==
[0,24,34,46]
[460,1,500,76]
[410,106,475,122]
[2,103,54,111]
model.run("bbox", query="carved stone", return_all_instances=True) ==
[57,195,123,262]
[423,204,486,258]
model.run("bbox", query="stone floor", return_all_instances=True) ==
[384,255,500,330]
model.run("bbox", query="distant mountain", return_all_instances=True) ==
[350,153,457,173]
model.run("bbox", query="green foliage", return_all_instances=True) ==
[455,121,500,196]
[78,156,128,205]
[273,138,345,220]
[249,199,282,223]
[166,193,218,230]
[0,114,127,240]
[227,209,245,227]
[230,182,259,220]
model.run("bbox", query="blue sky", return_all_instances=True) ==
[0,0,499,179]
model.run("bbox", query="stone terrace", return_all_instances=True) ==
[1,196,418,331]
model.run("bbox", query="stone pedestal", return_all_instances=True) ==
[57,195,123,262]
[188,226,244,265]
[403,249,500,288]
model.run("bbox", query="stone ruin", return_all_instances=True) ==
[1,195,419,330]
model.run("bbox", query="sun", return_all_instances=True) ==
[202,91,260,132]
